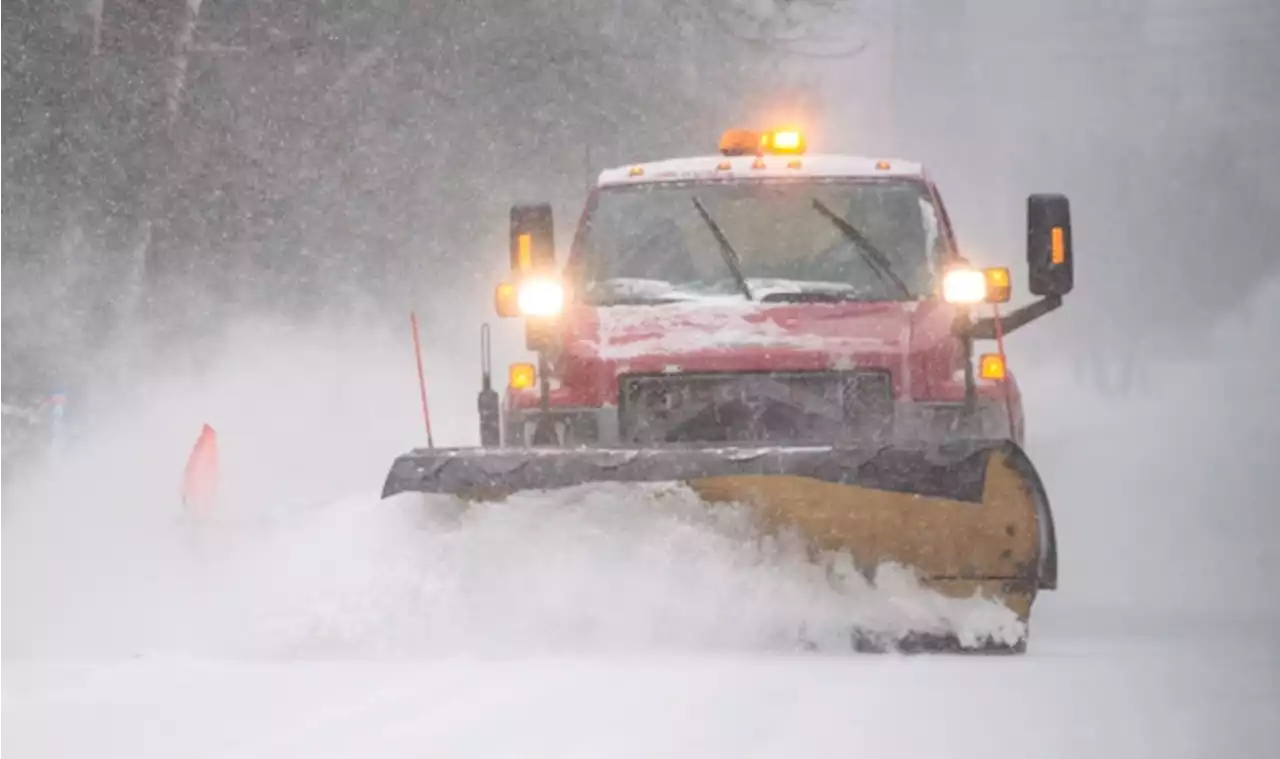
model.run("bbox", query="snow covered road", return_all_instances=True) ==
[5,628,1277,759]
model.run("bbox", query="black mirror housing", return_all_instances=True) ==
[510,203,556,275]
[1026,194,1073,297]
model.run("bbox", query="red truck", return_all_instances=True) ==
[383,127,1074,653]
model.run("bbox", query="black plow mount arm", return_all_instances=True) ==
[968,295,1063,341]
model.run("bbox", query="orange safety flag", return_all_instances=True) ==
[182,423,219,516]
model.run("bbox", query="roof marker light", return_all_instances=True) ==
[875,160,891,170]
[628,166,644,177]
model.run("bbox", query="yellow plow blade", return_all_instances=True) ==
[382,439,1058,652]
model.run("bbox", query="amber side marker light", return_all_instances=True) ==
[494,281,520,317]
[509,362,536,390]
[516,233,533,271]
[979,353,1007,381]
[984,267,1012,303]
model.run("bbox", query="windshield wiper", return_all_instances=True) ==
[691,196,753,301]
[811,199,911,299]
[760,291,862,303]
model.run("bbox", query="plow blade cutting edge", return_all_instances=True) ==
[381,439,1058,653]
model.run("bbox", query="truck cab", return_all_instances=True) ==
[485,128,1073,453]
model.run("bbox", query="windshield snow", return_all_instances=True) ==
[570,178,946,304]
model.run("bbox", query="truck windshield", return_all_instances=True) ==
[570,178,946,304]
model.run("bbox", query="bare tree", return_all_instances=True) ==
[707,0,871,58]
[165,0,205,129]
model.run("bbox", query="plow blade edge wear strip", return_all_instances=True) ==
[381,440,1058,651]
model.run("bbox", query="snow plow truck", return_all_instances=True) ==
[382,128,1074,653]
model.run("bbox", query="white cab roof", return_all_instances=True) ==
[597,153,925,188]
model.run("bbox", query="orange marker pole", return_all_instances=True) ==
[410,311,435,448]
[990,304,1017,438]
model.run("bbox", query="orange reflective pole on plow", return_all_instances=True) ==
[990,303,1017,437]
[410,311,435,448]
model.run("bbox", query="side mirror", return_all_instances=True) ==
[508,203,560,353]
[510,203,556,275]
[1027,194,1073,297]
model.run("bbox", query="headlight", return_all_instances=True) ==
[517,278,565,317]
[942,268,988,305]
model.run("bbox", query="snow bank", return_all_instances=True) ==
[212,482,1023,658]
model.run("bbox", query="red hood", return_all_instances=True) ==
[576,300,912,357]
[548,298,960,404]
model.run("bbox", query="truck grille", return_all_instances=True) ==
[618,370,893,445]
